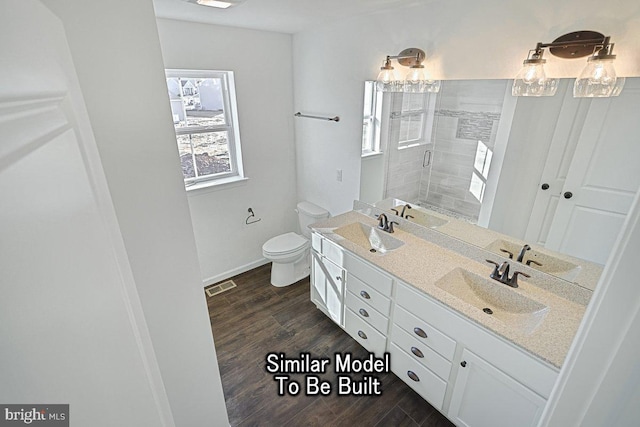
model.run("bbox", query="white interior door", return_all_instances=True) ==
[0,1,171,425]
[545,79,640,265]
[524,85,591,245]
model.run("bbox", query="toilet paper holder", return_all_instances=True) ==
[246,207,262,225]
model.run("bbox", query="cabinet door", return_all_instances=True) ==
[448,349,546,427]
[311,251,345,326]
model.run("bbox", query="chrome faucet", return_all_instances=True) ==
[516,244,531,263]
[486,260,530,288]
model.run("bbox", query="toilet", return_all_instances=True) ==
[262,201,330,287]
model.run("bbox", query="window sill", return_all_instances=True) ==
[186,176,249,195]
[362,151,383,159]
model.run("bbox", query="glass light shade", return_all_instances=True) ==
[512,61,558,96]
[612,77,626,97]
[376,68,401,92]
[403,67,439,93]
[573,57,618,98]
[403,67,425,93]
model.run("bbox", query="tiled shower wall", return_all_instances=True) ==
[420,80,508,220]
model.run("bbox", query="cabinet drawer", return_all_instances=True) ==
[346,273,391,316]
[394,306,456,361]
[389,343,447,410]
[344,308,386,356]
[345,291,389,334]
[390,324,451,381]
[323,238,346,267]
[344,252,392,296]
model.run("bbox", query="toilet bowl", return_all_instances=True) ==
[262,201,329,287]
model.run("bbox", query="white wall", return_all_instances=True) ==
[156,19,299,285]
[292,0,640,214]
[41,1,229,425]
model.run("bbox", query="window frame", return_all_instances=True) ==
[165,69,245,189]
[361,81,383,157]
[393,91,437,150]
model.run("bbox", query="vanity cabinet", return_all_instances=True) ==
[448,349,546,427]
[310,230,559,427]
[396,281,557,427]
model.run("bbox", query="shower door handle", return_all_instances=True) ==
[423,150,432,168]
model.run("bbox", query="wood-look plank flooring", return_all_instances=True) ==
[206,263,455,427]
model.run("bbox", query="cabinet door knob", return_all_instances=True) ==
[541,183,550,190]
[360,290,371,299]
[336,276,342,281]
[564,191,573,199]
[357,330,367,340]
[411,347,424,358]
[407,371,420,382]
[358,308,369,317]
[460,361,467,367]
[413,327,428,339]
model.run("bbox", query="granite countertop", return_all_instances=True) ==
[311,210,592,369]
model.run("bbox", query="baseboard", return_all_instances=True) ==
[202,258,270,287]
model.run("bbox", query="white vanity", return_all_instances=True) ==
[310,209,591,427]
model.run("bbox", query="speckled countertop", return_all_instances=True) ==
[311,210,592,369]
[373,199,603,291]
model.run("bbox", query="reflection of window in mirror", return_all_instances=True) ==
[394,92,437,149]
[361,81,383,156]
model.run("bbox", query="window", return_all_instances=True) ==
[361,81,383,156]
[393,92,437,150]
[165,69,244,187]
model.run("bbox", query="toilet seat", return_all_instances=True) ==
[263,232,308,257]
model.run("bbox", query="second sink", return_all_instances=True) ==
[435,268,549,334]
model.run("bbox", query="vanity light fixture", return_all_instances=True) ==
[376,48,440,93]
[513,31,624,98]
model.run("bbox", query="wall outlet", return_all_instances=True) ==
[336,169,343,182]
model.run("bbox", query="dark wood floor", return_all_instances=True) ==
[206,263,455,427]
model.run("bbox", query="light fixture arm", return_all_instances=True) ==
[386,48,426,68]
[531,31,614,59]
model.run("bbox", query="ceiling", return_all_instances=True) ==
[152,0,422,34]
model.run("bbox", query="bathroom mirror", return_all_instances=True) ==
[359,78,640,287]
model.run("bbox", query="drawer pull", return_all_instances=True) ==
[358,308,369,317]
[357,330,368,340]
[407,371,420,382]
[413,327,428,339]
[360,290,371,299]
[411,347,424,358]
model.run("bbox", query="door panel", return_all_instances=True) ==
[545,80,640,264]
[0,1,170,425]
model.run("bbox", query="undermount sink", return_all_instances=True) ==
[484,239,582,281]
[403,209,448,229]
[435,268,549,334]
[333,222,405,254]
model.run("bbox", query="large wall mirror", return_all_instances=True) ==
[359,78,640,288]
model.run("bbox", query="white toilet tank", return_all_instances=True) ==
[296,201,329,238]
